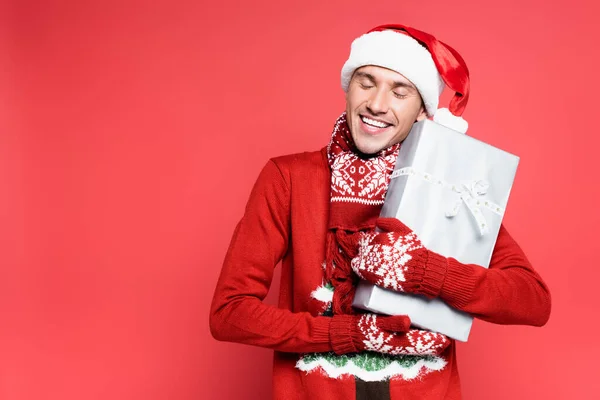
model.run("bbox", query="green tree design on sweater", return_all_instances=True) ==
[296,282,447,381]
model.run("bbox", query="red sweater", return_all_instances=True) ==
[209,148,551,400]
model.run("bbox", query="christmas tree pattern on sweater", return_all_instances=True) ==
[296,281,448,382]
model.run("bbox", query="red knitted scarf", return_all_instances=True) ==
[325,112,400,315]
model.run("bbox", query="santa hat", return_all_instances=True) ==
[341,24,470,134]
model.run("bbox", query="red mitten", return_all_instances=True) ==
[351,217,449,298]
[330,313,450,356]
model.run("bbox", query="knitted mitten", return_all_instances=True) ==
[330,314,450,355]
[351,217,449,298]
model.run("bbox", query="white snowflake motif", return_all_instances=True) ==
[357,158,391,199]
[401,330,450,355]
[329,152,396,204]
[358,314,449,356]
[352,231,424,292]
[330,152,358,197]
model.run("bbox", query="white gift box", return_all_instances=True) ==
[352,119,519,342]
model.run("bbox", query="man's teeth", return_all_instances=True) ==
[361,116,390,128]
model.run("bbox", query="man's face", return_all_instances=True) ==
[345,65,427,155]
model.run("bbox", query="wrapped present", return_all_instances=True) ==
[352,119,519,342]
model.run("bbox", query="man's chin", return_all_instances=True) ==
[351,129,391,155]
[354,141,386,155]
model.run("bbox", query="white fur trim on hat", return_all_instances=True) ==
[433,108,469,133]
[341,30,445,116]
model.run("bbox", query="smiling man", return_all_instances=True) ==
[345,66,427,155]
[210,24,551,400]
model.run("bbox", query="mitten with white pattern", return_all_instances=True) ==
[351,217,449,298]
[330,313,450,356]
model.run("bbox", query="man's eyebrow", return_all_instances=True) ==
[355,71,418,91]
[354,71,376,82]
[392,81,417,91]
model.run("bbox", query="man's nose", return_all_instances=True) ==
[366,88,388,115]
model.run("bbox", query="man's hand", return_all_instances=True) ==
[351,217,449,298]
[331,313,450,356]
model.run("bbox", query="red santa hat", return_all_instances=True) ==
[341,24,470,133]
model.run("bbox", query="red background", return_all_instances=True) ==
[2,0,599,399]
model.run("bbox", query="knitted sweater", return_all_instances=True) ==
[209,148,551,400]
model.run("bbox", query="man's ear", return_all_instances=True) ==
[415,106,427,122]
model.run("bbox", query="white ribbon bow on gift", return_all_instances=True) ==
[391,168,505,237]
[446,180,491,236]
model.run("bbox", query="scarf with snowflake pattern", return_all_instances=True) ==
[325,112,400,315]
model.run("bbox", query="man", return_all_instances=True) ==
[209,24,551,399]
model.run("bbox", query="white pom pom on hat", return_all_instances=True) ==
[433,108,469,133]
[341,24,470,134]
